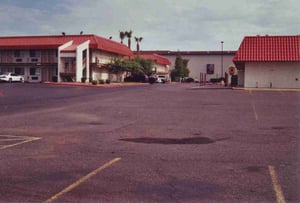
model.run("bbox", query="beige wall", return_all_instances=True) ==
[162,53,235,81]
[244,62,300,88]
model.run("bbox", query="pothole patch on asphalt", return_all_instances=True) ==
[119,137,216,144]
[87,122,104,126]
[245,166,265,173]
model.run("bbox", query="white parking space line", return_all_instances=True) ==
[44,157,121,203]
[0,135,41,150]
[251,102,259,121]
[269,165,286,203]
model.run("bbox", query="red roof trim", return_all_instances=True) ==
[0,34,133,56]
[136,54,171,65]
[233,35,300,62]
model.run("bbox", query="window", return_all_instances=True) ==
[30,67,41,76]
[15,68,24,75]
[14,50,25,57]
[30,68,36,75]
[29,50,40,57]
[14,50,21,57]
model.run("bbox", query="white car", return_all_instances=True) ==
[0,72,24,82]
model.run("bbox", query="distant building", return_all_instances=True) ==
[140,50,236,82]
[0,34,132,82]
[136,53,171,80]
[233,35,300,88]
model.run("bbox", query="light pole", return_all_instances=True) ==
[221,41,224,78]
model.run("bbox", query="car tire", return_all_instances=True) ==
[9,78,12,83]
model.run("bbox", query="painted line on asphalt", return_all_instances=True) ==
[251,102,258,121]
[0,135,41,150]
[268,165,286,203]
[44,157,121,203]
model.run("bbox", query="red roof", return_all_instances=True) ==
[137,54,171,65]
[233,35,300,62]
[0,34,133,56]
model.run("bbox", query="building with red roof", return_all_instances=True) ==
[135,53,171,81]
[0,34,133,82]
[140,50,237,82]
[233,35,300,88]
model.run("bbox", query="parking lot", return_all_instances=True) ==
[0,83,299,202]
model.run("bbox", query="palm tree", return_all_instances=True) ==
[119,31,126,44]
[125,30,133,49]
[135,37,143,55]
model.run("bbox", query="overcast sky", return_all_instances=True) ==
[0,0,299,51]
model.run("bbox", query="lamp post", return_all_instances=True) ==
[221,41,224,78]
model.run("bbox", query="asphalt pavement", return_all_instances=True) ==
[0,82,299,202]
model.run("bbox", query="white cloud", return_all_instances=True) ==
[1,0,299,50]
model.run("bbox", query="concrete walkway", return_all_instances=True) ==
[232,87,300,92]
[43,81,149,88]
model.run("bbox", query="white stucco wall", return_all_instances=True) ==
[244,62,300,88]
[154,64,169,74]
[76,40,90,82]
[162,53,235,81]
[92,50,119,64]
[58,41,73,82]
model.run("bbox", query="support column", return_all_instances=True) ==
[58,41,73,82]
[76,40,90,83]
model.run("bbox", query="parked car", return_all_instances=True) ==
[124,74,149,83]
[157,75,168,83]
[0,72,24,83]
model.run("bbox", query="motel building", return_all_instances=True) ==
[233,35,300,89]
[0,34,132,83]
[137,53,171,81]
[141,50,237,83]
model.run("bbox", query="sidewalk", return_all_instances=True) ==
[232,87,300,92]
[191,83,232,90]
[43,81,149,88]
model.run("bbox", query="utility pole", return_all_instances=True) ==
[221,41,224,78]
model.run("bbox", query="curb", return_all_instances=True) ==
[43,82,149,88]
[232,87,300,92]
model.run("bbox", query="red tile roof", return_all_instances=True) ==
[0,34,133,56]
[233,35,300,62]
[137,54,171,65]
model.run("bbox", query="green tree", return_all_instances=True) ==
[119,31,126,44]
[171,55,190,81]
[125,30,133,49]
[134,37,143,54]
[133,57,154,75]
[107,58,144,82]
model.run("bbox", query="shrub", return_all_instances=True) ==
[92,80,98,85]
[185,77,194,83]
[106,79,111,84]
[210,77,225,83]
[99,79,105,84]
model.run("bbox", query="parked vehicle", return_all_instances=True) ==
[0,72,24,83]
[124,74,149,83]
[157,75,168,83]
